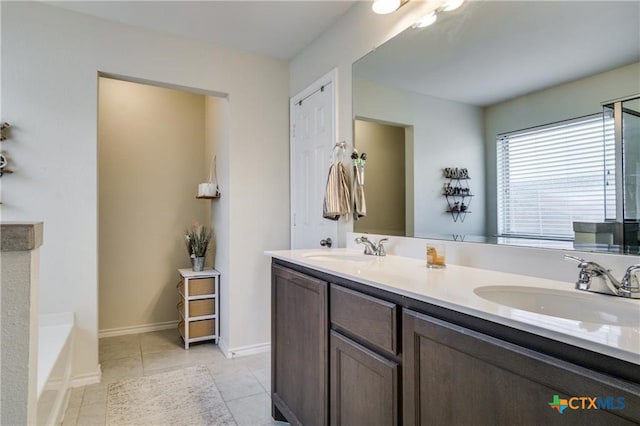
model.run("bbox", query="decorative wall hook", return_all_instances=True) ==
[0,122,10,141]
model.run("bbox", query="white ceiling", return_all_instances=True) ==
[45,1,640,104]
[354,1,640,106]
[48,0,357,60]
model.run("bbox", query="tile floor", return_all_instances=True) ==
[62,329,287,426]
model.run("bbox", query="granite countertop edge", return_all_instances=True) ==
[1,222,44,252]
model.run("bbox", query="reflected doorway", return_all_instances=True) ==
[353,119,408,236]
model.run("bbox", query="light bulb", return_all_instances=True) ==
[415,11,437,28]
[442,0,464,12]
[372,0,401,15]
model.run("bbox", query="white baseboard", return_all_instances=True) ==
[218,339,271,359]
[71,367,101,388]
[98,320,178,338]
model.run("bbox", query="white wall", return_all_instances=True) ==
[204,96,232,349]
[2,2,289,378]
[484,63,640,235]
[354,79,485,236]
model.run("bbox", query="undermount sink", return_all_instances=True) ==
[302,252,372,263]
[474,286,640,327]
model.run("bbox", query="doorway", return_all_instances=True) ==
[290,71,338,249]
[97,76,226,336]
[353,119,407,236]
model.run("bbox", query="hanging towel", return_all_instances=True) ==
[323,162,351,220]
[352,162,366,220]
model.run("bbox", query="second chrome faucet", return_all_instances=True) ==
[564,255,640,299]
[355,236,388,256]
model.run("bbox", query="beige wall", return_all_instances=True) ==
[98,78,209,331]
[354,120,406,236]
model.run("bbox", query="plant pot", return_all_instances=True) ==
[192,256,205,272]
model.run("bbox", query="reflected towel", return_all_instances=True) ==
[352,163,366,220]
[323,162,351,220]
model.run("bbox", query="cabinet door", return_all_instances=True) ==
[272,264,328,426]
[403,309,640,426]
[330,331,399,426]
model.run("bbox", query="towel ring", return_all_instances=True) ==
[331,141,347,163]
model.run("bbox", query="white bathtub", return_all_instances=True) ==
[37,312,74,426]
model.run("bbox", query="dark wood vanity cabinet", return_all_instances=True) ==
[271,264,328,426]
[403,309,640,426]
[271,261,640,426]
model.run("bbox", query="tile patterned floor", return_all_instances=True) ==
[62,329,287,426]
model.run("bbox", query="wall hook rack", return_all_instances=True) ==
[443,167,473,222]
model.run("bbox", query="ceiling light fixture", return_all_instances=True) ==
[372,0,405,15]
[414,11,438,28]
[413,0,465,29]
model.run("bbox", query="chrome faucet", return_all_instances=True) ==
[355,236,388,256]
[621,265,640,298]
[564,255,640,299]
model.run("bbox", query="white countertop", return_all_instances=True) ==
[266,248,640,365]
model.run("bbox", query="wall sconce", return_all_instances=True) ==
[372,0,409,15]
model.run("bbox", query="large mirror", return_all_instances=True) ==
[352,0,640,254]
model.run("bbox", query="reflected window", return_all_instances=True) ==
[497,113,614,239]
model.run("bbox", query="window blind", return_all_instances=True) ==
[497,113,615,239]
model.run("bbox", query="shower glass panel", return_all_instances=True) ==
[622,97,640,250]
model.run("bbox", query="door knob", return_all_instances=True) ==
[320,237,333,248]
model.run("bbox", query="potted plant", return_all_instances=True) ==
[185,223,213,272]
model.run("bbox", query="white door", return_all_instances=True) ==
[291,71,338,249]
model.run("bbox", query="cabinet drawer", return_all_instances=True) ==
[330,284,398,354]
[177,277,215,296]
[178,318,215,338]
[177,299,215,318]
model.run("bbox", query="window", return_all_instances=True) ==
[497,114,615,239]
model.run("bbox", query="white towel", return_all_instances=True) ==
[323,162,351,220]
[352,163,366,220]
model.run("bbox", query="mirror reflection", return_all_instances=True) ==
[352,0,640,254]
